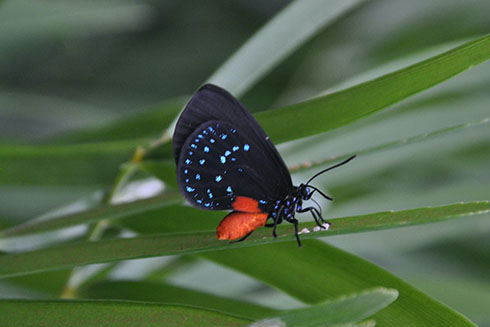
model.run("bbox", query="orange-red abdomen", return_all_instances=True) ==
[216,211,268,240]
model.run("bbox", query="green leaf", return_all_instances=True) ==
[205,241,476,327]
[208,0,364,97]
[139,160,177,188]
[257,34,490,144]
[0,96,183,188]
[0,201,488,278]
[117,203,221,235]
[54,98,184,143]
[79,281,278,320]
[0,141,139,185]
[250,288,398,327]
[289,117,490,174]
[0,299,250,327]
[5,269,71,296]
[0,192,182,238]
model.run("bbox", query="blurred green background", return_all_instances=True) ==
[0,0,489,326]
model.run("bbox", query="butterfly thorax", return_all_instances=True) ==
[269,184,311,223]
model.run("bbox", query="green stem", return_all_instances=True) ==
[60,162,139,298]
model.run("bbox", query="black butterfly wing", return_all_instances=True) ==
[173,84,292,211]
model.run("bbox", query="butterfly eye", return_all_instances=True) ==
[301,186,310,199]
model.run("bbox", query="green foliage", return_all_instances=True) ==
[0,299,250,327]
[0,1,489,326]
[204,241,476,327]
[79,281,278,319]
[249,288,398,327]
[1,201,488,280]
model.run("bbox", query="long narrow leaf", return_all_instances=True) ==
[208,0,364,98]
[250,288,398,327]
[0,201,488,278]
[257,34,490,143]
[0,192,182,238]
[206,240,476,327]
[291,117,490,173]
[79,281,278,319]
[0,299,249,327]
[0,141,140,185]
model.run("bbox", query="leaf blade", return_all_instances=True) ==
[0,192,182,238]
[250,288,398,327]
[79,281,278,320]
[208,0,364,97]
[208,240,476,327]
[257,34,490,143]
[0,299,249,327]
[0,201,488,278]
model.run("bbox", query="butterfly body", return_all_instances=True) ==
[173,84,354,246]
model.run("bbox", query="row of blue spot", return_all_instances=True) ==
[181,124,253,209]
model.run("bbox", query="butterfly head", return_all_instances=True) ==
[297,183,312,201]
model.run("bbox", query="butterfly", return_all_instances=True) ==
[172,84,355,246]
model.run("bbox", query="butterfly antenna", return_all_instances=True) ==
[307,185,333,201]
[305,155,356,185]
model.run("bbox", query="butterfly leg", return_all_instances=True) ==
[284,216,301,247]
[310,206,327,225]
[298,206,328,227]
[310,208,330,229]
[230,231,254,243]
[272,216,280,238]
[298,207,330,229]
[270,205,285,237]
[265,215,282,227]
[294,220,302,247]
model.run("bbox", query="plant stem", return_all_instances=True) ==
[60,158,140,298]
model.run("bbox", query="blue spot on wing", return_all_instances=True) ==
[179,120,281,212]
